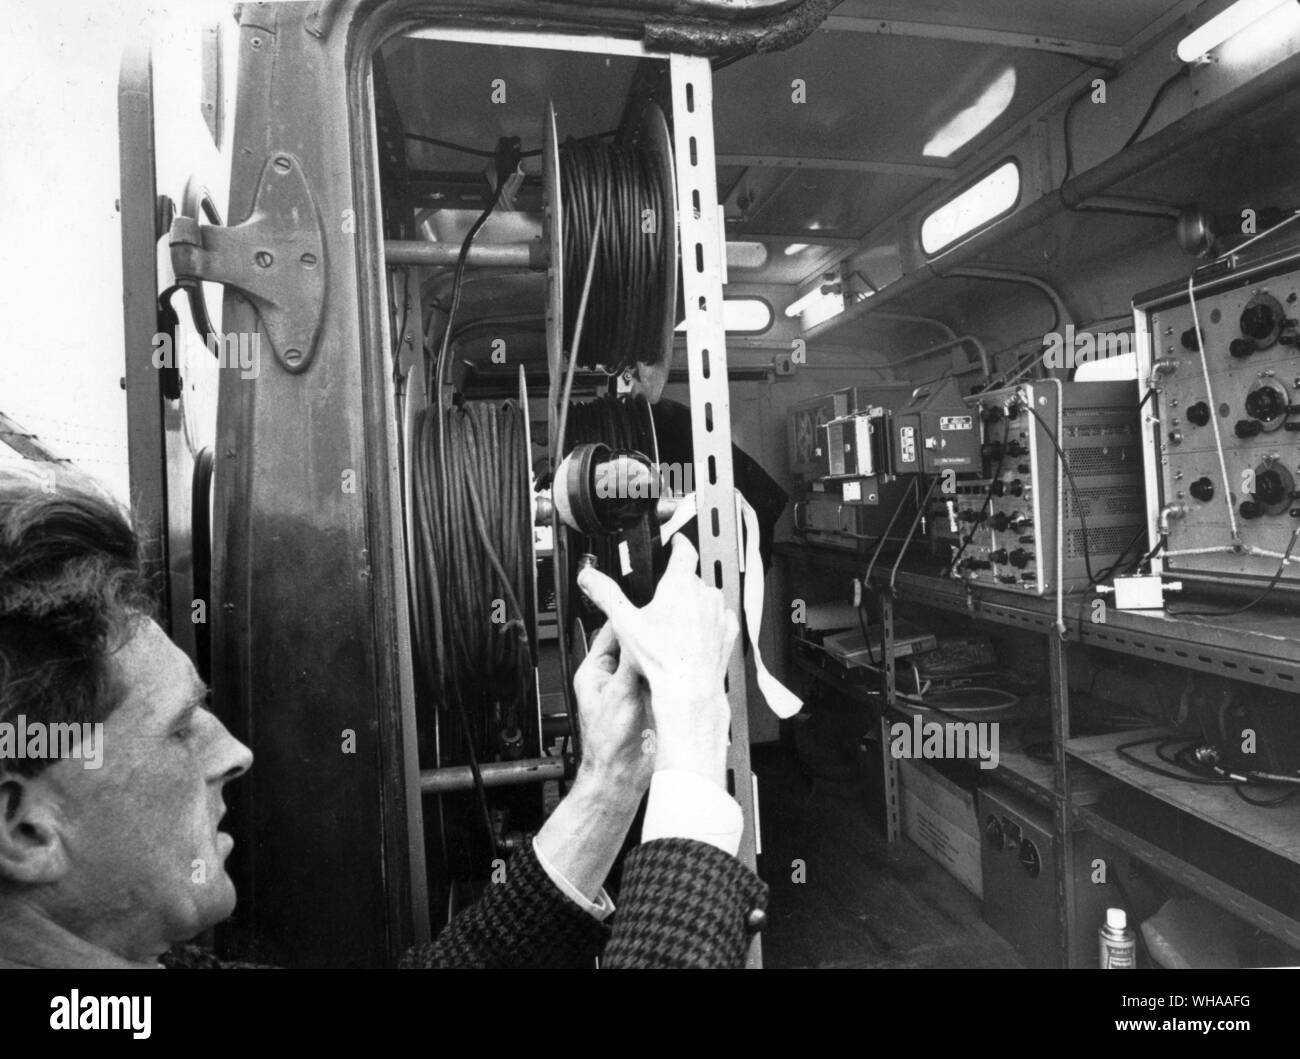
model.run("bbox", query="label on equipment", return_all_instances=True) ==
[843,480,862,502]
[900,426,916,465]
[618,540,632,576]
[940,415,973,431]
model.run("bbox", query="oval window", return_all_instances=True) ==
[920,160,1021,256]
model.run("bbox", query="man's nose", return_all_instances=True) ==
[211,720,254,782]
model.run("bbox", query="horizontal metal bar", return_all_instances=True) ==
[1073,804,1300,950]
[384,239,547,269]
[405,25,661,58]
[820,15,1123,63]
[420,757,564,794]
[716,153,955,181]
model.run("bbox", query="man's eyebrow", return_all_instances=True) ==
[176,685,209,719]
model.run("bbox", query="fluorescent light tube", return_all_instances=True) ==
[1177,0,1293,61]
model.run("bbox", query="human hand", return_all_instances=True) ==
[575,535,740,787]
[571,621,654,795]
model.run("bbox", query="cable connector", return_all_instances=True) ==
[1096,575,1182,609]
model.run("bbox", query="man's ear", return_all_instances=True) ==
[0,773,69,885]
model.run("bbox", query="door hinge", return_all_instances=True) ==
[169,152,325,374]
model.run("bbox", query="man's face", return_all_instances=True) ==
[39,618,252,961]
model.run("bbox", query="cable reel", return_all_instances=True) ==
[549,441,671,607]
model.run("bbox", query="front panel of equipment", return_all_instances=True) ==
[955,384,1056,594]
[955,382,1145,595]
[789,383,921,551]
[1140,254,1300,588]
[788,390,850,482]
[890,376,981,475]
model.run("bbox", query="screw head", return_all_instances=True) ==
[273,156,291,173]
[284,348,303,366]
[254,250,273,268]
[299,251,318,268]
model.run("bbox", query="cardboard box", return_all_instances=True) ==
[899,759,983,899]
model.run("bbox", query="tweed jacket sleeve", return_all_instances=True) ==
[399,842,608,968]
[602,837,769,969]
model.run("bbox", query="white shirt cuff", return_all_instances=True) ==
[641,769,744,856]
[532,838,616,922]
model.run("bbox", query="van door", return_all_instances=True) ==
[119,6,428,967]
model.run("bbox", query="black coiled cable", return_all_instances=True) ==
[560,137,672,372]
[411,399,534,769]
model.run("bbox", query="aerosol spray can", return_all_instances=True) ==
[1099,907,1136,968]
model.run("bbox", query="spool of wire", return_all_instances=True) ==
[410,399,535,763]
[559,133,676,373]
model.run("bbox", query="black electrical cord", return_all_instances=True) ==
[1089,523,1149,589]
[1117,735,1300,806]
[414,138,529,866]
[1234,784,1300,808]
[1122,67,1192,151]
[411,147,515,868]
[1131,532,1165,575]
[411,400,533,863]
[559,136,673,372]
[405,131,498,158]
[1167,524,1300,618]
[1061,84,1091,182]
[1116,735,1234,785]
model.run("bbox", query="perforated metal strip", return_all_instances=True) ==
[669,55,760,967]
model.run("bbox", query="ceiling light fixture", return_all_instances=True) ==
[1177,0,1294,62]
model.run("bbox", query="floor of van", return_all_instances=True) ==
[752,743,1023,969]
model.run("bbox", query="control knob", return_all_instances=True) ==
[1245,386,1287,423]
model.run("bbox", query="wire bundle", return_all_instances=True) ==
[562,393,657,459]
[410,399,533,761]
[560,137,673,372]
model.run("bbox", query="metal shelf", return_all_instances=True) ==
[775,543,1300,691]
[1072,804,1300,953]
[1067,728,1300,868]
[790,644,1055,807]
[778,542,1300,963]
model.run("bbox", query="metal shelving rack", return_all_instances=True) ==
[778,544,1300,966]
